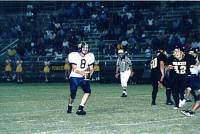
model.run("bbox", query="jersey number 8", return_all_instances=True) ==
[80,59,86,69]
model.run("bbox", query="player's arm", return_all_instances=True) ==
[89,64,94,78]
[160,61,165,82]
[115,65,120,78]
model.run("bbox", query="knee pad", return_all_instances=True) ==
[70,90,77,99]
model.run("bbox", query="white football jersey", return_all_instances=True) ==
[68,52,95,78]
[190,64,200,75]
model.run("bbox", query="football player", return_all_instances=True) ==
[168,47,196,109]
[150,48,168,105]
[67,41,95,115]
[161,51,174,105]
[44,58,50,82]
[115,49,134,97]
[16,58,23,83]
[181,92,200,117]
[185,48,199,102]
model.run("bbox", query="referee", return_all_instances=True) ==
[115,49,134,97]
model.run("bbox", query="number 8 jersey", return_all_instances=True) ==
[68,52,95,78]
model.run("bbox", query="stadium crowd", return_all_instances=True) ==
[0,1,200,61]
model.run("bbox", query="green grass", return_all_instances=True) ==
[0,83,199,134]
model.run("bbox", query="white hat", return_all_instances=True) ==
[118,49,124,54]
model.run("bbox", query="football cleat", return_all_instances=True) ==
[173,106,180,110]
[179,99,186,107]
[67,105,72,114]
[121,93,127,97]
[186,99,192,102]
[151,102,156,105]
[181,110,194,117]
[76,110,86,115]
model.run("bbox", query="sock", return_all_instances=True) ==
[78,105,84,111]
[67,104,72,112]
[123,87,127,94]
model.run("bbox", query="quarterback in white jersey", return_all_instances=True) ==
[68,52,95,78]
[67,41,95,115]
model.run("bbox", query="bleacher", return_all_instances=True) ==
[0,2,200,83]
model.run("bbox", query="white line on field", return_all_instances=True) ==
[0,109,64,116]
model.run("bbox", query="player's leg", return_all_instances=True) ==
[120,72,128,97]
[162,75,173,105]
[151,80,158,105]
[186,87,192,102]
[67,77,79,113]
[122,70,131,96]
[76,79,91,115]
[171,79,180,109]
[178,78,187,107]
[151,73,159,105]
[181,95,200,117]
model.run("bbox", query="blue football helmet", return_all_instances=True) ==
[78,41,88,54]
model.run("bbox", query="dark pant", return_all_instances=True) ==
[151,72,161,103]
[171,75,187,107]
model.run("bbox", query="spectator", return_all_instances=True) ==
[54,50,63,60]
[144,46,152,57]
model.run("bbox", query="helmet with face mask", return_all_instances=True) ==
[78,41,88,55]
[173,46,184,59]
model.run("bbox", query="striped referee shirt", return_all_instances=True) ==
[116,56,132,72]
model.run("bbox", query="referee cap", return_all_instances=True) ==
[118,49,124,54]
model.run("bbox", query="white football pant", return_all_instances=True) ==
[120,70,131,88]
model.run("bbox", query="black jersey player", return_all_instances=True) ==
[168,47,196,109]
[150,49,167,105]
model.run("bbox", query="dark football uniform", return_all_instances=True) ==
[168,54,196,108]
[185,53,198,101]
[162,57,174,105]
[150,52,167,105]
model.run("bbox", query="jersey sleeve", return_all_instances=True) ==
[68,52,78,65]
[88,53,95,65]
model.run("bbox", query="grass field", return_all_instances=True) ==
[0,83,199,134]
